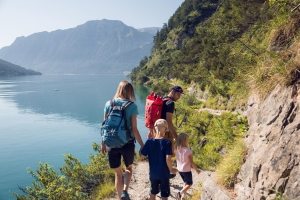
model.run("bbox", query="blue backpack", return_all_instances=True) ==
[101,99,134,148]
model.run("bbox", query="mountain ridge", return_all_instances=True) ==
[0,19,155,74]
[0,59,42,76]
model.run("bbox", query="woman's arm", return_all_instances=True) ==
[131,114,144,148]
[188,154,201,174]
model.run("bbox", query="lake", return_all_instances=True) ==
[0,74,150,199]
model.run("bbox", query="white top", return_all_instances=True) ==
[174,147,192,172]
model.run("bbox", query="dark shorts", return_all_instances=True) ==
[179,171,193,185]
[150,178,170,197]
[108,141,135,168]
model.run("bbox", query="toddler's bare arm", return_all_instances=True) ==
[188,154,201,174]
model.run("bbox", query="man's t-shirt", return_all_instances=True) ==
[160,96,175,155]
[161,96,174,120]
[104,98,138,136]
[141,138,172,180]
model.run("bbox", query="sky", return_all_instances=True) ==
[0,0,185,48]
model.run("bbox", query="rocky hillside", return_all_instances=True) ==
[197,83,300,199]
[0,59,41,76]
[0,19,154,74]
[233,85,300,199]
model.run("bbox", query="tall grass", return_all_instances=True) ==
[215,139,247,189]
[91,179,115,200]
[246,11,300,99]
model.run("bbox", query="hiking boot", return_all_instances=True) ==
[121,190,130,200]
[169,173,176,179]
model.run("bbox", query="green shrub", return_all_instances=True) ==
[14,144,115,200]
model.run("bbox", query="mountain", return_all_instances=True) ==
[0,19,154,74]
[0,59,41,76]
[137,27,161,35]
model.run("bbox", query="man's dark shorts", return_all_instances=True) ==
[108,140,135,168]
[150,178,170,197]
[179,171,193,185]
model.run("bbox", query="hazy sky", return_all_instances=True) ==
[0,0,185,48]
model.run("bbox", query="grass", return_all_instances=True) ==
[271,189,290,200]
[91,178,115,200]
[188,183,202,200]
[175,98,248,171]
[244,11,300,100]
[215,139,247,189]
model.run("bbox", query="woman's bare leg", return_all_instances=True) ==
[123,164,133,191]
[114,166,123,198]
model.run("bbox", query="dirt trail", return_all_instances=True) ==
[109,161,203,200]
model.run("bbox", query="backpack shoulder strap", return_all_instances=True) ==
[123,100,133,108]
[110,99,114,106]
[122,100,134,140]
[102,99,114,125]
[121,100,133,120]
[163,97,173,106]
[108,99,114,113]
[163,96,171,101]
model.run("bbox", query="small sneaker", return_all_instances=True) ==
[121,190,130,200]
[169,173,176,179]
[177,192,182,200]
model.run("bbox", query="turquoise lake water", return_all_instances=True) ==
[0,74,150,199]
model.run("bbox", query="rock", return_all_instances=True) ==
[234,84,300,200]
[200,171,231,200]
[217,96,223,106]
[202,91,209,101]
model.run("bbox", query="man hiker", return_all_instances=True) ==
[163,85,183,178]
[162,86,182,144]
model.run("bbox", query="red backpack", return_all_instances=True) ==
[145,92,170,129]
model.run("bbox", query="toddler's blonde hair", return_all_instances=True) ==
[176,132,189,150]
[154,119,168,134]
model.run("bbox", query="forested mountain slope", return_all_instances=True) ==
[0,59,41,76]
[130,0,300,99]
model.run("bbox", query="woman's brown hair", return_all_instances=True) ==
[114,80,136,101]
